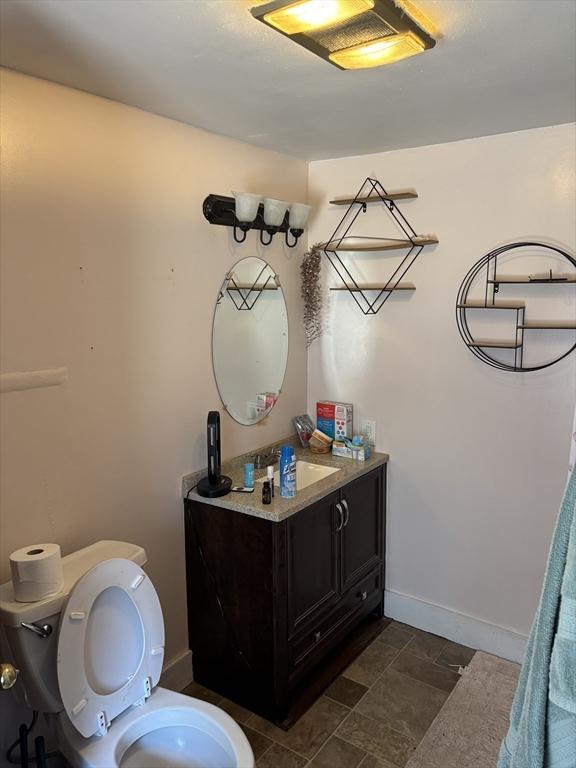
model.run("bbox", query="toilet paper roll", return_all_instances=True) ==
[10,543,64,602]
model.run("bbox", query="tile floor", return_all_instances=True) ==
[182,620,476,768]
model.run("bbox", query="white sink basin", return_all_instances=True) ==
[257,460,340,492]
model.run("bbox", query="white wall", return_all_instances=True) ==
[307,124,576,660]
[0,69,307,674]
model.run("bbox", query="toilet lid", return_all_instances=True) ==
[57,558,165,738]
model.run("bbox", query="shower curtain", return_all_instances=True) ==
[498,413,576,768]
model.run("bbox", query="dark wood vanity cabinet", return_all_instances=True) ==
[184,464,386,723]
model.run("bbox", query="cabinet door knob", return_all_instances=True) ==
[335,503,344,532]
[358,590,368,601]
[313,631,322,642]
[341,498,350,527]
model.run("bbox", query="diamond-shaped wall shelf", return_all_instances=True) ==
[320,177,438,314]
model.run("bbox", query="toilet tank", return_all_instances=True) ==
[0,540,147,712]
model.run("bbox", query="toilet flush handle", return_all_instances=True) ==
[21,622,52,639]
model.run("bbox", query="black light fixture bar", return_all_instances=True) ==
[203,194,290,235]
[203,194,306,247]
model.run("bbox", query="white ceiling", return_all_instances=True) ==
[1,0,575,160]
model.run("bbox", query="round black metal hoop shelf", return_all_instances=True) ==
[456,242,576,372]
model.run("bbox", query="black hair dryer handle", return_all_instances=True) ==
[207,410,221,484]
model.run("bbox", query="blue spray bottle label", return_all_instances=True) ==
[280,446,296,498]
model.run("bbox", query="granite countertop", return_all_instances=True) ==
[182,436,389,522]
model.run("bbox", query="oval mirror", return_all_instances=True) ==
[212,257,289,425]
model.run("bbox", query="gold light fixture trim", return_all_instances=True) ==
[251,0,437,70]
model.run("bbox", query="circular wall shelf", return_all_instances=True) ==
[456,242,576,372]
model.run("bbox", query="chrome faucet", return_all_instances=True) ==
[253,449,280,469]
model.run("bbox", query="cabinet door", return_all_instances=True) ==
[286,490,339,637]
[340,468,383,592]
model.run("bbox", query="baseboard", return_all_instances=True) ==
[158,596,526,693]
[385,589,528,664]
[160,649,193,692]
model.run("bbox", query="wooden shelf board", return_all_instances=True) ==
[227,284,277,290]
[330,283,416,292]
[321,236,438,252]
[330,190,418,205]
[488,275,576,284]
[520,322,576,329]
[458,301,525,310]
[468,340,523,349]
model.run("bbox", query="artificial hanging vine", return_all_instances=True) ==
[300,243,323,347]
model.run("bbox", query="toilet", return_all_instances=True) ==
[0,541,254,768]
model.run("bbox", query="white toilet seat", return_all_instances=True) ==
[57,558,165,738]
[58,686,255,768]
[55,556,254,767]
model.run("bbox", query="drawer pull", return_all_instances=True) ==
[313,631,322,642]
[358,590,368,601]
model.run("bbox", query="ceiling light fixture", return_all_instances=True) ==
[251,0,436,70]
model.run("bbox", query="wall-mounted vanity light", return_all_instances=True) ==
[287,202,312,247]
[262,198,289,245]
[232,191,262,243]
[203,193,310,248]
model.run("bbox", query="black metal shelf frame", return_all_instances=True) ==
[455,242,576,372]
[322,177,437,315]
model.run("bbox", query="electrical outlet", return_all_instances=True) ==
[361,419,376,446]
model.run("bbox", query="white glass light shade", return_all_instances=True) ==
[232,192,262,223]
[263,198,289,227]
[289,202,311,230]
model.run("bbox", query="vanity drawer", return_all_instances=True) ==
[289,569,381,672]
[341,568,382,615]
